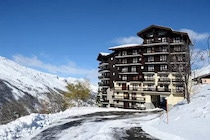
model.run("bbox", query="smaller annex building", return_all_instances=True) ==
[97,25,192,110]
[192,65,210,84]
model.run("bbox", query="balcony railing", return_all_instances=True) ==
[143,50,169,55]
[99,62,109,67]
[143,78,155,83]
[114,87,171,93]
[115,53,141,58]
[143,88,171,92]
[98,69,110,73]
[115,62,142,66]
[172,89,185,93]
[159,78,170,82]
[113,95,145,102]
[145,61,168,64]
[142,42,169,46]
[172,78,183,82]
[98,82,110,87]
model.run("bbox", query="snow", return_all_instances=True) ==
[0,107,153,140]
[1,83,210,140]
[99,52,110,56]
[142,84,210,140]
[109,44,141,50]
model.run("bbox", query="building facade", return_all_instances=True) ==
[97,25,192,109]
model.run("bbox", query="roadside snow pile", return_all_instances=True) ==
[0,114,49,139]
[142,84,210,140]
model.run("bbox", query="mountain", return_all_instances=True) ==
[0,56,97,124]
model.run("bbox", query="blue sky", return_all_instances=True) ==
[0,0,210,85]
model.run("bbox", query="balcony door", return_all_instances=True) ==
[122,83,126,90]
[124,102,129,109]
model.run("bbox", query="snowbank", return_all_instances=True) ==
[142,84,210,140]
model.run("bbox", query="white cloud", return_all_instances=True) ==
[180,29,210,43]
[113,36,143,45]
[12,54,98,85]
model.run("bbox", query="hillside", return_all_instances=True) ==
[0,56,97,124]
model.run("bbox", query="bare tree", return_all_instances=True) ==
[168,44,198,103]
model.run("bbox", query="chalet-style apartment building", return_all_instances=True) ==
[97,25,192,109]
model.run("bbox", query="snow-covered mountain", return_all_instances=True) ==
[0,56,97,124]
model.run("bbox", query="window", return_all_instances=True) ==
[176,85,184,91]
[133,57,138,63]
[122,59,127,64]
[147,47,151,53]
[147,33,153,37]
[131,66,136,72]
[122,67,128,72]
[173,37,181,43]
[122,51,127,56]
[148,56,154,62]
[178,55,183,61]
[113,73,115,76]
[179,65,184,71]
[162,37,167,42]
[132,84,138,90]
[160,55,167,61]
[122,75,127,81]
[133,76,138,80]
[133,50,138,55]
[113,64,115,68]
[161,46,167,52]
[146,39,152,44]
[160,65,167,71]
[147,74,153,78]
[148,65,154,71]
[110,57,113,60]
[148,84,154,91]
[158,31,166,36]
[147,74,154,81]
[174,46,181,52]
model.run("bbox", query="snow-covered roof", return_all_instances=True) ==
[109,44,141,50]
[99,52,110,56]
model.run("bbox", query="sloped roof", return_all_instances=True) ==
[97,52,111,61]
[137,25,172,37]
[137,24,192,45]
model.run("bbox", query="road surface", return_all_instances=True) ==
[31,110,161,140]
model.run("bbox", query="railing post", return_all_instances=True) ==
[166,98,169,124]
